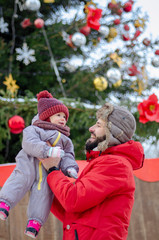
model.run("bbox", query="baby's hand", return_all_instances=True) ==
[67,167,78,179]
[48,146,65,158]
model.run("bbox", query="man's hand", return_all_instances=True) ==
[39,156,61,171]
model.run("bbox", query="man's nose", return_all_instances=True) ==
[89,125,95,132]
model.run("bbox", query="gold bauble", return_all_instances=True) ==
[93,76,108,91]
[134,20,140,28]
[108,27,118,38]
[113,79,122,87]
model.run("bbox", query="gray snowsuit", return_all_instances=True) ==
[0,120,78,225]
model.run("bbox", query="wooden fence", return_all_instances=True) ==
[1,177,159,240]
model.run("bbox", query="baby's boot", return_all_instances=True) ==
[25,219,41,239]
[0,202,10,220]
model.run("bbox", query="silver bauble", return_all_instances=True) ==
[71,32,86,47]
[106,68,121,84]
[25,0,41,11]
[151,56,159,68]
[98,25,109,37]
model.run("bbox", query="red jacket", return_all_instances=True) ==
[47,140,144,240]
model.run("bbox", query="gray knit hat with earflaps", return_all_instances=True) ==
[96,103,136,151]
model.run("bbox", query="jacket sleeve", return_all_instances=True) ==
[47,156,134,213]
[60,138,79,175]
[22,125,50,158]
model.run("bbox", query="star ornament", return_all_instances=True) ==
[110,53,123,67]
[131,78,145,95]
[3,74,19,97]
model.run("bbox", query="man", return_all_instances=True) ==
[40,102,144,240]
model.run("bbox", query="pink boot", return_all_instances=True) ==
[0,202,10,220]
[25,220,41,239]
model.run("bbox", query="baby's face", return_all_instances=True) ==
[50,112,66,127]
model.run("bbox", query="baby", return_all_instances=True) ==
[0,90,79,238]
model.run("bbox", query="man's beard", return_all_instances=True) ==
[85,135,106,151]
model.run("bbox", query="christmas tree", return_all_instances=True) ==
[0,0,159,162]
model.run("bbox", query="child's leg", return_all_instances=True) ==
[25,159,54,238]
[0,150,36,219]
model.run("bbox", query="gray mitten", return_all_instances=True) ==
[67,167,78,179]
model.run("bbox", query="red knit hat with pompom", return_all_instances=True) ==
[37,90,69,121]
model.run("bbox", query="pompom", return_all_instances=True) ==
[37,90,53,101]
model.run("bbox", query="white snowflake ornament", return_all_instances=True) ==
[0,17,9,33]
[16,43,36,65]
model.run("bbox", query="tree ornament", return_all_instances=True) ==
[8,115,25,134]
[80,25,91,36]
[124,24,130,31]
[151,56,159,68]
[16,42,36,65]
[128,64,140,76]
[143,38,150,46]
[133,29,141,40]
[106,68,121,86]
[25,0,41,11]
[155,50,159,55]
[71,32,86,47]
[131,78,145,95]
[134,20,140,28]
[108,27,118,39]
[114,19,120,25]
[122,32,130,41]
[3,74,19,97]
[123,2,132,12]
[21,18,32,28]
[108,1,117,10]
[93,76,108,91]
[108,2,123,16]
[84,0,97,13]
[98,25,109,37]
[34,18,44,29]
[86,7,102,31]
[61,31,76,49]
[109,53,123,67]
[137,94,159,123]
[113,79,122,88]
[116,8,123,16]
[134,18,146,29]
[0,17,9,33]
[44,0,55,3]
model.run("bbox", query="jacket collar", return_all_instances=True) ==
[86,150,102,161]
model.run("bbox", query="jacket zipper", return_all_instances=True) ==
[75,229,79,240]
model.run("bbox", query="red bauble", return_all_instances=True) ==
[155,50,159,55]
[34,18,44,29]
[108,3,116,9]
[123,2,132,12]
[124,24,129,31]
[80,25,91,36]
[116,8,123,16]
[8,115,25,134]
[114,19,120,25]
